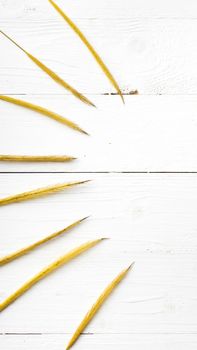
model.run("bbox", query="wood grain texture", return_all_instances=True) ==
[0,173,197,336]
[1,1,197,349]
[1,15,197,94]
[1,0,197,20]
[1,334,197,350]
[0,0,197,20]
[0,95,197,172]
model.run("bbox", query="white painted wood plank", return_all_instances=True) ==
[0,95,197,172]
[1,0,197,19]
[1,334,197,350]
[1,16,197,94]
[1,1,197,349]
[0,173,197,335]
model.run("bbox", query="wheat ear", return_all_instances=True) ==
[0,216,89,265]
[66,263,134,349]
[0,95,88,134]
[0,30,95,107]
[0,239,104,312]
[0,155,76,162]
[48,0,124,103]
[0,180,90,206]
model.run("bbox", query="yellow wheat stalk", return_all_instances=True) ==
[0,216,88,265]
[0,30,95,107]
[0,239,104,312]
[48,0,124,103]
[66,263,134,349]
[0,155,76,162]
[0,180,90,206]
[0,95,88,134]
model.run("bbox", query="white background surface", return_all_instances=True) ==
[1,1,197,349]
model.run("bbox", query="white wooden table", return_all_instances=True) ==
[1,1,197,349]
